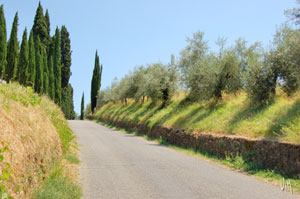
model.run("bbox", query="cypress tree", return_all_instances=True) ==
[34,36,43,93]
[45,9,50,36]
[18,28,29,85]
[90,51,102,113]
[43,49,49,94]
[80,92,84,120]
[60,25,72,88]
[62,84,75,119]
[0,5,7,78]
[33,2,48,47]
[54,27,62,105]
[68,84,76,119]
[48,55,55,99]
[6,12,18,82]
[27,30,36,87]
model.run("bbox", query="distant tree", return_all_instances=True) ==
[0,5,7,78]
[27,30,36,87]
[54,27,62,105]
[34,36,44,93]
[80,92,84,120]
[33,2,49,46]
[60,25,72,88]
[5,12,18,82]
[90,51,102,113]
[18,28,29,85]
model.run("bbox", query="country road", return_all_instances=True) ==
[69,120,297,199]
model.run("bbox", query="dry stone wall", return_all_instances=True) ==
[96,116,300,177]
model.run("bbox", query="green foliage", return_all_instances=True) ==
[0,142,13,199]
[62,84,76,120]
[64,155,80,164]
[44,9,50,36]
[91,51,102,113]
[0,5,7,78]
[245,53,275,105]
[34,36,44,94]
[33,2,49,47]
[270,25,300,96]
[5,12,18,82]
[33,163,81,199]
[27,30,36,87]
[80,92,84,120]
[42,48,49,95]
[60,25,71,88]
[54,28,62,106]
[48,55,55,100]
[17,28,29,85]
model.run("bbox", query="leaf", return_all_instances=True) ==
[2,171,9,180]
[1,192,8,199]
[0,155,3,162]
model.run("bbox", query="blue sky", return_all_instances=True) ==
[1,0,297,114]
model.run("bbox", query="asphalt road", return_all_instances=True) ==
[69,120,298,199]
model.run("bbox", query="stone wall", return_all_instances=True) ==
[97,116,300,177]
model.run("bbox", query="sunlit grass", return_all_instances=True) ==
[95,91,300,143]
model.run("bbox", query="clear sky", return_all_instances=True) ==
[1,0,297,114]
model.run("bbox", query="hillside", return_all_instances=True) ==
[95,91,300,144]
[0,83,80,199]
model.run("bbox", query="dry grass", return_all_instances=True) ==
[0,83,77,198]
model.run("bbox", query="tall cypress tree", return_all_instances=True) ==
[80,92,84,120]
[43,49,49,94]
[32,2,48,47]
[48,55,55,99]
[0,5,7,78]
[45,9,50,37]
[27,30,36,87]
[54,27,62,105]
[18,28,29,85]
[90,51,102,114]
[6,12,18,82]
[60,25,72,88]
[34,36,43,93]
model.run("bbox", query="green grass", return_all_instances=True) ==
[95,92,300,143]
[100,120,300,193]
[32,163,82,199]
[64,155,80,164]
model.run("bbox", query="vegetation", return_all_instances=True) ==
[95,92,300,143]
[0,5,7,78]
[90,51,103,113]
[0,3,75,119]
[92,3,300,145]
[0,83,81,198]
[80,92,84,120]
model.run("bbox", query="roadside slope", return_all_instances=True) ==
[0,83,80,199]
[95,92,300,143]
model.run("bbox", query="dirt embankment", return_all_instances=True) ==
[0,84,62,198]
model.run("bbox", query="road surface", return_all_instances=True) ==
[69,120,298,199]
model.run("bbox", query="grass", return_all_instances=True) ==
[32,162,81,199]
[100,120,300,193]
[95,91,300,143]
[0,83,81,198]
